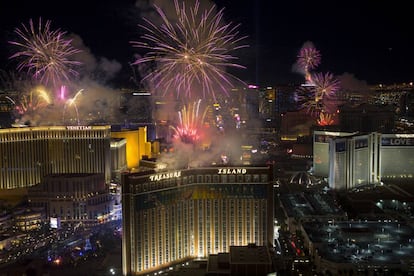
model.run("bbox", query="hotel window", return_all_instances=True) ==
[197,175,203,183]
[237,175,244,182]
[213,175,219,183]
[261,174,268,182]
[205,175,211,183]
[253,174,260,182]
[221,175,227,183]
[228,175,235,183]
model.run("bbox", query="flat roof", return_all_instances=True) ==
[304,220,414,264]
[229,245,271,264]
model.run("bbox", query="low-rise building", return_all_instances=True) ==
[27,173,115,225]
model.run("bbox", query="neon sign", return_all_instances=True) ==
[149,171,181,181]
[217,168,247,175]
[66,126,92,130]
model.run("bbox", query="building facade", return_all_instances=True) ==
[13,208,44,232]
[121,166,274,275]
[27,173,114,225]
[328,133,380,190]
[0,125,111,189]
[380,134,414,180]
[314,130,414,189]
[313,130,358,178]
[110,138,128,182]
[111,127,153,170]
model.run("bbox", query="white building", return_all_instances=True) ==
[313,131,414,190]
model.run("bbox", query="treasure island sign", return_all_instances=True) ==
[217,168,247,175]
[149,171,181,181]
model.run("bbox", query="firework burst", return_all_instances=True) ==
[15,85,51,115]
[170,99,209,144]
[8,18,81,89]
[297,45,321,84]
[294,43,341,122]
[62,89,84,125]
[317,112,335,126]
[295,87,321,117]
[295,72,340,118]
[312,72,340,101]
[131,0,248,101]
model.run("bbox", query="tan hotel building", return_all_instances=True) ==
[121,166,274,275]
[0,126,111,189]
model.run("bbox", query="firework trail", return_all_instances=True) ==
[4,96,16,106]
[63,89,84,125]
[297,45,321,84]
[131,0,248,101]
[8,18,81,90]
[170,99,209,144]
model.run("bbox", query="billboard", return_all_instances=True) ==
[50,217,61,229]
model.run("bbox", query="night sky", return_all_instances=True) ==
[0,0,413,87]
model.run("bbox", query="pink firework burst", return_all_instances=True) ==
[312,72,340,101]
[297,46,321,72]
[131,0,248,101]
[294,72,341,118]
[170,100,208,144]
[8,18,81,89]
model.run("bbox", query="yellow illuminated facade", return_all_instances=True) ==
[122,166,274,275]
[111,138,128,182]
[0,126,112,190]
[111,127,152,169]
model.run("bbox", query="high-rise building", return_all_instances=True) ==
[110,138,128,182]
[111,126,153,170]
[338,103,395,133]
[121,166,274,275]
[328,133,380,190]
[313,130,358,178]
[314,130,414,189]
[379,133,414,180]
[0,125,111,190]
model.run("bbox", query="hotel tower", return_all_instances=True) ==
[122,166,274,275]
[0,125,111,189]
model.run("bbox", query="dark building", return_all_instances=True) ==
[27,173,115,225]
[338,103,395,133]
[206,244,273,276]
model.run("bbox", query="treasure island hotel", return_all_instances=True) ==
[122,166,274,275]
[0,125,111,189]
